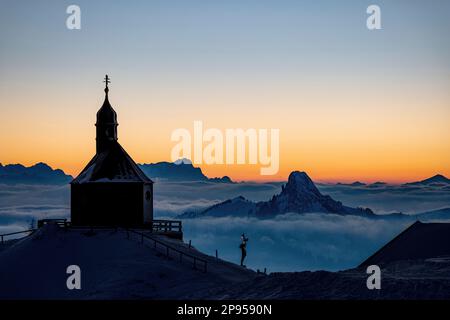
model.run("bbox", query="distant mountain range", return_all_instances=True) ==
[179,171,375,218]
[0,163,72,185]
[0,161,232,185]
[179,170,450,219]
[334,174,450,188]
[138,161,232,183]
[337,181,366,187]
[1,161,447,188]
[338,181,388,188]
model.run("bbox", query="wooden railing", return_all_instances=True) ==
[125,228,207,273]
[0,229,36,244]
[0,221,203,273]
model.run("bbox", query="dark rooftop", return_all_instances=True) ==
[71,142,152,184]
[359,221,450,267]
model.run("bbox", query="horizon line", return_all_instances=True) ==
[0,160,447,185]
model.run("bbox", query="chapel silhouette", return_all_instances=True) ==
[70,75,153,227]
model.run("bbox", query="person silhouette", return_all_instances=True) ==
[239,233,249,267]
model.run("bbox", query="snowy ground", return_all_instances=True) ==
[190,258,450,300]
[0,224,256,299]
[1,224,449,299]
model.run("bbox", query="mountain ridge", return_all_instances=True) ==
[0,161,233,184]
[0,162,72,185]
[139,161,233,183]
[1,161,447,186]
[180,171,374,218]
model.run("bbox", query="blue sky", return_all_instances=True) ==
[1,0,449,78]
[0,0,449,182]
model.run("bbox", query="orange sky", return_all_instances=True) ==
[0,77,449,184]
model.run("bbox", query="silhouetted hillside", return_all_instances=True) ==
[0,163,72,185]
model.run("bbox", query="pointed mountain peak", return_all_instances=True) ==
[286,171,320,194]
[288,171,312,183]
[430,174,448,181]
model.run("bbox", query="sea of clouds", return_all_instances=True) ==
[145,180,450,271]
[1,181,449,271]
[180,214,411,272]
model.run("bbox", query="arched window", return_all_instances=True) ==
[145,191,151,201]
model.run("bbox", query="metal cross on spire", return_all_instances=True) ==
[104,74,111,87]
[103,74,110,94]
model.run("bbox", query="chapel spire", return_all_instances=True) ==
[96,74,118,154]
[104,74,110,96]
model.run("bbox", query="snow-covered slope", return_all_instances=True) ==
[2,224,450,299]
[191,258,450,299]
[0,224,255,299]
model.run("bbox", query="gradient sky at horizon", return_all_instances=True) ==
[1,0,449,182]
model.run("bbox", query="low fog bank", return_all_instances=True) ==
[180,213,413,272]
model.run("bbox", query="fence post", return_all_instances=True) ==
[188,240,191,249]
[215,249,218,260]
